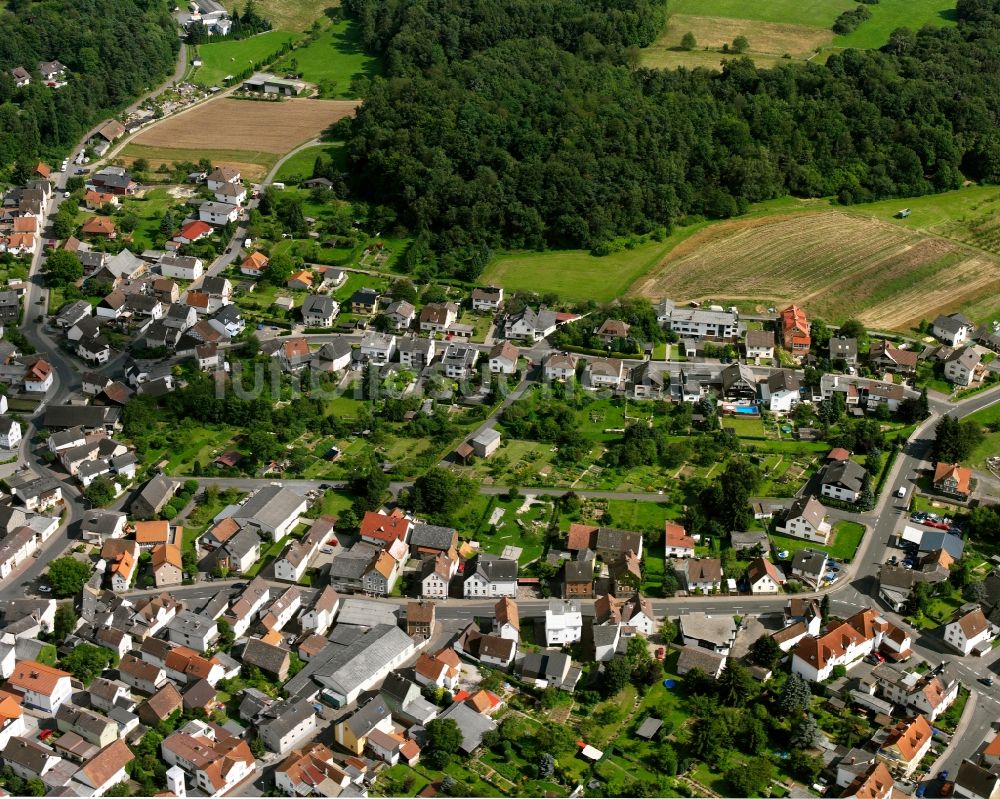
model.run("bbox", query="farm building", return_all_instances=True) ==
[243,72,307,96]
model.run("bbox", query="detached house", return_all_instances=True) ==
[664,522,695,559]
[463,554,517,598]
[934,462,973,500]
[944,346,981,386]
[791,608,904,682]
[777,495,831,544]
[944,605,993,655]
[675,558,722,593]
[875,715,932,778]
[544,599,583,646]
[819,458,867,504]
[933,313,975,346]
[487,341,519,374]
[744,329,775,361]
[870,340,919,374]
[506,306,557,341]
[419,302,459,334]
[747,558,785,594]
[471,286,503,312]
[780,305,810,357]
[301,295,338,328]
[7,661,72,713]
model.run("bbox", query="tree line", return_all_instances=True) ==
[0,0,178,171]
[337,0,1000,278]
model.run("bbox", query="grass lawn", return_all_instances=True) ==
[273,143,345,184]
[117,188,183,251]
[272,19,381,98]
[771,519,866,563]
[961,402,1000,469]
[254,0,334,31]
[607,500,680,533]
[668,0,852,27]
[121,143,279,176]
[192,30,302,86]
[831,0,957,50]
[245,535,289,578]
[481,228,703,304]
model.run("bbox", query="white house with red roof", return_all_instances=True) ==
[360,509,412,547]
[664,522,695,558]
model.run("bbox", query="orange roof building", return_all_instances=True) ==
[6,660,72,713]
[240,251,269,275]
[876,715,932,776]
[134,520,171,548]
[360,509,411,546]
[82,216,117,238]
[841,762,895,799]
[933,462,972,498]
[12,216,37,234]
[780,305,811,355]
[664,522,695,556]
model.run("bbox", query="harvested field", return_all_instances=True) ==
[641,48,786,71]
[120,144,279,181]
[628,210,1000,330]
[657,15,831,57]
[131,97,355,153]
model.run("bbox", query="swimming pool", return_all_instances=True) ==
[732,405,759,415]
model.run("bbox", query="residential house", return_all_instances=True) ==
[119,655,167,695]
[231,485,307,541]
[543,352,577,381]
[791,549,828,588]
[875,715,932,778]
[301,295,338,328]
[299,586,340,637]
[745,329,775,361]
[161,722,254,796]
[841,762,896,799]
[675,645,726,678]
[944,605,993,655]
[362,550,402,596]
[80,510,126,546]
[240,251,268,277]
[274,743,351,797]
[151,543,183,588]
[406,600,436,638]
[777,495,831,544]
[436,699,498,753]
[608,551,642,596]
[954,759,1000,799]
[384,300,416,330]
[409,523,458,559]
[441,343,478,379]
[747,558,785,594]
[0,417,21,450]
[664,522,695,558]
[242,638,291,681]
[23,358,53,393]
[471,286,503,312]
[55,703,117,748]
[260,587,303,633]
[675,558,722,593]
[762,369,801,413]
[506,306,557,341]
[82,216,117,238]
[661,304,738,341]
[7,661,72,713]
[276,337,311,372]
[934,462,973,500]
[136,683,183,728]
[829,336,859,365]
[470,428,501,459]
[495,597,520,641]
[420,551,458,599]
[158,255,203,281]
[463,554,518,598]
[310,339,353,373]
[360,331,396,364]
[780,305,810,357]
[419,302,459,334]
[519,650,580,693]
[206,166,241,191]
[166,610,219,652]
[791,608,902,681]
[561,558,595,599]
[414,649,461,691]
[287,270,313,291]
[820,458,867,504]
[349,287,380,316]
[873,663,959,721]
[584,357,625,391]
[487,341,519,374]
[257,699,320,756]
[679,612,738,654]
[544,599,583,646]
[273,516,332,583]
[198,201,239,226]
[944,346,981,386]
[334,698,394,756]
[720,363,758,401]
[870,340,919,374]
[933,313,975,346]
[566,523,644,559]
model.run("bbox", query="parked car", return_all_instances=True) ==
[38,585,52,593]
[939,771,949,781]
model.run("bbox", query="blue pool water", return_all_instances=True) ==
[733,406,759,415]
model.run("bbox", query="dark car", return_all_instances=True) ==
[980,677,994,687]
[232,582,247,590]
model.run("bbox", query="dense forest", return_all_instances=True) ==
[341,0,1000,278]
[0,0,178,169]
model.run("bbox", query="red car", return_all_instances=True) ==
[655,648,666,660]
[38,729,53,741]
[924,520,950,530]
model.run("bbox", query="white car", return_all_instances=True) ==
[62,191,70,199]
[38,585,52,593]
